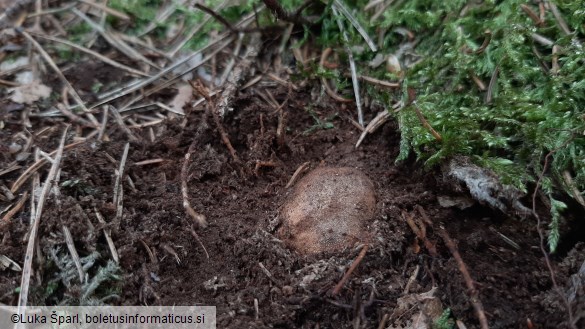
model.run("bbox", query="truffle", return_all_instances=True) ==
[278,167,376,254]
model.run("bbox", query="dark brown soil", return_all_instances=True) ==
[1,87,584,329]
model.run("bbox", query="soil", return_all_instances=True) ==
[1,86,584,329]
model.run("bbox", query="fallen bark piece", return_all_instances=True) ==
[278,167,376,254]
[446,156,530,215]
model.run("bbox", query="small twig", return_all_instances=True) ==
[331,244,369,296]
[0,191,29,229]
[18,125,68,310]
[521,4,543,26]
[194,3,241,33]
[412,102,442,142]
[437,225,489,329]
[285,162,310,188]
[354,74,400,89]
[190,81,241,163]
[180,114,209,228]
[548,2,572,35]
[320,48,353,103]
[403,265,420,295]
[355,110,391,148]
[97,105,109,141]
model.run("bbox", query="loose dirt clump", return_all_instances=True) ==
[278,167,376,254]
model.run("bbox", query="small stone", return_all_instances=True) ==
[278,167,376,254]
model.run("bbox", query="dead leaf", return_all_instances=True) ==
[9,80,52,104]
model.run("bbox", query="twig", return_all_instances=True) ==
[320,48,353,103]
[437,225,489,329]
[180,105,209,228]
[520,4,543,26]
[548,2,571,35]
[18,125,68,310]
[331,244,369,296]
[190,81,240,163]
[355,110,391,148]
[0,191,29,229]
[412,102,442,142]
[403,265,420,295]
[285,162,310,188]
[167,1,252,57]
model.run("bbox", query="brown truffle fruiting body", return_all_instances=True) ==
[278,167,376,254]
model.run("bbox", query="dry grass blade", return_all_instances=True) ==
[29,32,150,77]
[110,105,139,141]
[333,6,364,126]
[62,225,84,283]
[90,35,233,109]
[125,37,234,109]
[79,0,130,20]
[71,8,159,69]
[333,0,377,52]
[113,143,130,229]
[20,31,91,114]
[95,209,119,263]
[18,125,68,310]
[355,110,391,147]
[167,0,232,57]
[11,141,85,194]
[137,0,178,37]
